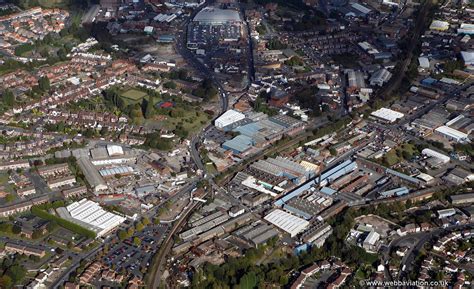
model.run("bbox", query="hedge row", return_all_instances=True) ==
[31,206,96,239]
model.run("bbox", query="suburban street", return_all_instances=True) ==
[398,223,474,281]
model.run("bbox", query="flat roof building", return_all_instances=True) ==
[461,51,474,68]
[215,109,246,129]
[222,135,255,154]
[370,108,404,123]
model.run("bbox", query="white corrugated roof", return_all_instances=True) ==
[215,109,245,128]
[107,145,124,156]
[418,56,430,68]
[264,209,309,237]
[370,108,404,123]
[422,148,450,163]
[194,7,241,23]
[66,199,125,237]
[430,20,449,30]
[364,231,380,245]
[435,126,469,142]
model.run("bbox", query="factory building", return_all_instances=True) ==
[347,69,366,90]
[362,231,380,252]
[193,7,241,25]
[422,148,450,164]
[300,221,332,247]
[450,193,474,205]
[379,187,409,198]
[99,166,134,178]
[437,208,457,219]
[369,68,392,86]
[214,109,246,128]
[264,209,309,237]
[251,156,314,184]
[236,222,279,248]
[106,145,124,156]
[434,126,470,143]
[221,113,304,155]
[60,199,126,238]
[222,135,255,155]
[179,213,230,241]
[77,157,108,194]
[370,108,404,123]
[274,160,357,207]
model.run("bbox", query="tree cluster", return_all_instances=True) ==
[0,256,27,289]
[144,132,173,151]
[192,79,218,101]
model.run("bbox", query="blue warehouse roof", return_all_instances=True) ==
[222,135,254,153]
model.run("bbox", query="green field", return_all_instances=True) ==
[205,163,217,175]
[164,109,209,131]
[38,0,70,8]
[120,89,148,102]
[383,150,400,166]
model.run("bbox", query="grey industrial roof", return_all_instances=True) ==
[77,157,107,190]
[222,135,254,153]
[193,7,241,23]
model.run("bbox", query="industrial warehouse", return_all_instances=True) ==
[187,6,242,49]
[193,7,241,25]
[57,199,126,238]
[210,111,305,162]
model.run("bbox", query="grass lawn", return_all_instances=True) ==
[38,0,70,8]
[164,109,209,131]
[384,150,400,166]
[205,163,217,175]
[401,143,416,155]
[120,89,148,102]
[0,172,9,185]
[0,172,14,196]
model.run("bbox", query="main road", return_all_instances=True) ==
[147,2,259,287]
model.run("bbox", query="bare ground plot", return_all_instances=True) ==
[354,214,398,237]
